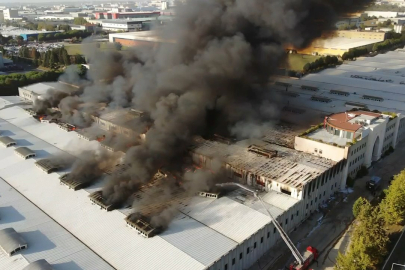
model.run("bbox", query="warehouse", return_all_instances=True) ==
[108,30,174,47]
[295,30,386,56]
[0,94,345,270]
[101,19,144,31]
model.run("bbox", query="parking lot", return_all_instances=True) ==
[3,42,64,56]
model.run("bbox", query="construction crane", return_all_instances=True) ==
[216,183,318,270]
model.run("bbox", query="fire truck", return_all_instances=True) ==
[217,183,319,270]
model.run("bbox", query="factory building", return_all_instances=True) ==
[95,11,160,20]
[101,19,144,31]
[0,86,345,269]
[109,30,174,47]
[295,30,386,56]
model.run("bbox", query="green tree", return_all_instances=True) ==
[303,63,310,73]
[38,33,45,42]
[73,17,88,25]
[336,204,389,269]
[353,197,367,218]
[342,52,349,61]
[380,171,405,225]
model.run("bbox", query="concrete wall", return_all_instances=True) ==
[294,136,346,162]
[346,136,368,178]
[364,118,388,167]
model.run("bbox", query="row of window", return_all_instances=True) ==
[306,160,344,198]
[349,153,365,167]
[386,124,395,132]
[223,226,280,270]
[384,133,394,142]
[350,164,363,176]
[382,144,392,153]
[306,183,337,209]
[350,142,366,156]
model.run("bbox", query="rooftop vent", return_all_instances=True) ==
[282,106,305,114]
[301,85,319,91]
[125,213,163,238]
[24,108,37,116]
[60,174,89,191]
[345,102,368,109]
[311,96,332,103]
[0,228,27,256]
[22,259,53,270]
[130,109,145,118]
[0,136,16,148]
[248,145,277,158]
[57,122,76,132]
[212,134,235,145]
[35,159,63,174]
[275,81,292,88]
[280,91,300,97]
[330,90,350,96]
[89,191,117,211]
[199,191,220,199]
[362,95,384,102]
[14,147,36,159]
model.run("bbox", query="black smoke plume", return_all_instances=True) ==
[36,0,373,228]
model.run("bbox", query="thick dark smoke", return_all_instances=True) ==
[35,0,373,228]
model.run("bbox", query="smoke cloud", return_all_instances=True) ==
[35,0,373,230]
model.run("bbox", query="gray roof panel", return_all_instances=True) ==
[0,228,27,256]
[22,259,53,270]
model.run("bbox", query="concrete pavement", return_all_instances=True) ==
[249,141,405,270]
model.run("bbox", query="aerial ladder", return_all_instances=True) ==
[216,183,319,270]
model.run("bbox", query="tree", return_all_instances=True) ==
[353,197,367,218]
[113,42,122,51]
[335,203,389,269]
[38,33,45,42]
[58,24,71,31]
[380,170,405,225]
[15,36,24,45]
[73,17,88,25]
[342,52,349,61]
[46,34,54,40]
[303,63,310,73]
[28,36,36,42]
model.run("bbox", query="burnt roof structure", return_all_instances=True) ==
[0,228,28,256]
[0,136,16,148]
[59,174,89,191]
[57,123,76,132]
[125,213,162,238]
[35,159,63,174]
[89,191,117,211]
[22,259,53,270]
[14,147,36,159]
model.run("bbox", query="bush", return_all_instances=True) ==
[346,176,355,188]
[356,166,368,179]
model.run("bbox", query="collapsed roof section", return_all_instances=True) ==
[0,228,28,256]
[59,174,89,191]
[125,213,163,238]
[0,136,16,147]
[89,191,117,211]
[14,147,36,159]
[22,259,53,270]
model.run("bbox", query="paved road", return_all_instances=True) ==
[383,227,405,270]
[249,141,405,270]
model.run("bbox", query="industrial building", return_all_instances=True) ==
[2,50,404,269]
[95,11,160,20]
[296,30,386,56]
[108,30,174,47]
[0,85,347,269]
[273,49,405,178]
[101,19,145,31]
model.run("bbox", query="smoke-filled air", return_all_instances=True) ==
[34,0,373,229]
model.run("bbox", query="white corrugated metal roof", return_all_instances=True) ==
[0,96,293,269]
[0,178,113,270]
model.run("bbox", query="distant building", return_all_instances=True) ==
[3,9,20,21]
[102,20,144,31]
[295,111,403,180]
[295,30,386,56]
[365,11,399,18]
[95,11,160,20]
[108,31,174,47]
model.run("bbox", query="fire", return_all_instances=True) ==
[39,116,44,120]
[71,127,76,131]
